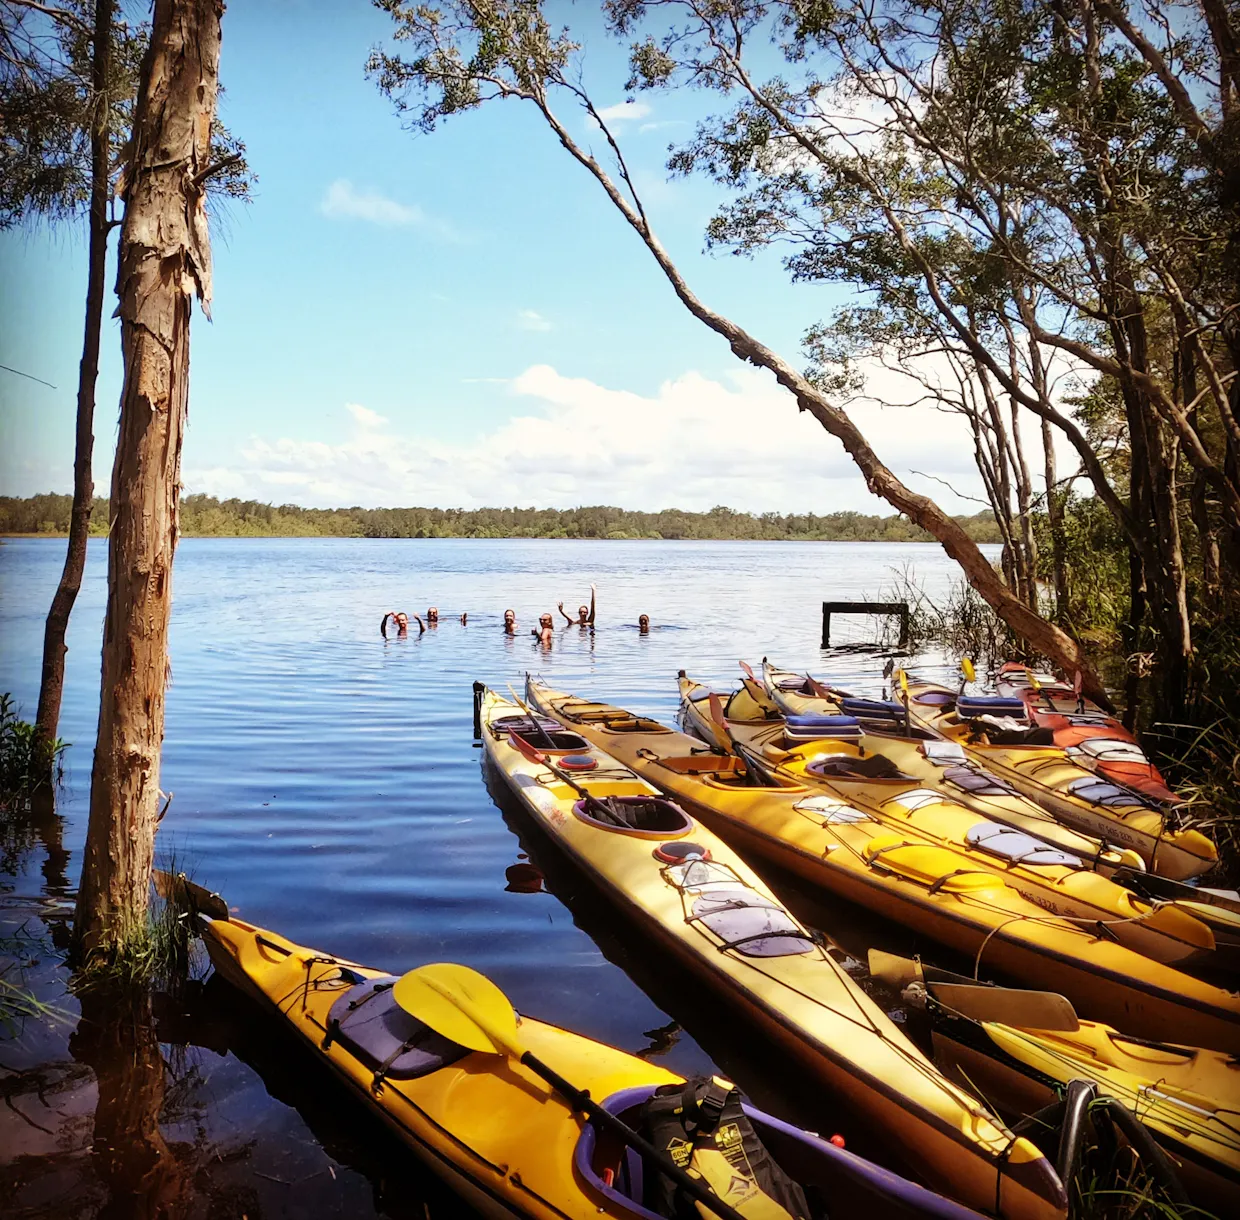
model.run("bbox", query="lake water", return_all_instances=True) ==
[0,537,983,1218]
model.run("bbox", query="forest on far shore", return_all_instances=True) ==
[0,493,1002,543]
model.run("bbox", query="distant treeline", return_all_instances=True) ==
[0,494,1002,543]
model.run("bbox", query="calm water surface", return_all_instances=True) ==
[0,537,983,1218]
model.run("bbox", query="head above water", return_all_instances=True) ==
[427,607,439,621]
[503,609,516,623]
[577,604,590,623]
[539,613,553,627]
[638,614,650,632]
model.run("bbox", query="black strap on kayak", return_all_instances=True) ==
[371,1032,423,1093]
[927,867,997,895]
[713,929,816,954]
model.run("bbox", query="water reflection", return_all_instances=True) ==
[2,537,982,1216]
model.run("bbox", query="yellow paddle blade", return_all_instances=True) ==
[896,668,909,698]
[961,657,976,684]
[868,949,923,988]
[1025,667,1041,692]
[393,963,522,1057]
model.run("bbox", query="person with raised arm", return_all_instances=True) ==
[381,611,410,638]
[558,584,596,628]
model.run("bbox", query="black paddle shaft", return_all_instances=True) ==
[519,1051,749,1220]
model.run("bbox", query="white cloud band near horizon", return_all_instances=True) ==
[184,363,1012,515]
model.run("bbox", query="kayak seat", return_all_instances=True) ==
[957,696,1028,720]
[688,888,816,957]
[840,697,906,723]
[491,714,562,739]
[775,676,812,692]
[784,714,862,743]
[806,753,913,781]
[325,977,469,1081]
[966,822,1082,868]
[912,690,956,706]
[942,765,1016,796]
[574,796,695,837]
[511,728,593,754]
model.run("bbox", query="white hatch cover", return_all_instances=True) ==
[966,822,1082,868]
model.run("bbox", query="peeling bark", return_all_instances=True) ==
[73,0,223,959]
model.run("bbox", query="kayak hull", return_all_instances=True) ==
[489,686,1066,1220]
[525,682,1240,1056]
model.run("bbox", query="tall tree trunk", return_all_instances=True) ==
[74,0,222,960]
[1041,416,1070,622]
[33,0,114,767]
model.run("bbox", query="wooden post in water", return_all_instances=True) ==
[822,601,910,649]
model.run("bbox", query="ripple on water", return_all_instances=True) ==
[0,536,983,1216]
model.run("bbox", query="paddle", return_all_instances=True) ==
[392,963,750,1220]
[866,951,1079,1031]
[1113,867,1240,916]
[959,656,976,694]
[706,691,734,752]
[739,659,757,682]
[510,676,559,751]
[706,692,787,787]
[503,685,632,829]
[894,667,912,738]
[153,869,228,920]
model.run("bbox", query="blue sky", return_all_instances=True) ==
[0,0,998,513]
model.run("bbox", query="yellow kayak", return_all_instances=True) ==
[675,676,1213,968]
[760,662,1217,882]
[903,675,1218,881]
[929,999,1240,1215]
[202,915,1017,1220]
[480,686,1066,1220]
[524,680,1240,1056]
[706,670,1148,874]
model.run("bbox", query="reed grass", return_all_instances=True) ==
[73,848,207,994]
[0,693,65,810]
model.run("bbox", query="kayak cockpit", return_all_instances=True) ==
[576,1086,982,1219]
[573,795,695,837]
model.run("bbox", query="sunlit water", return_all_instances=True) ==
[0,537,988,1218]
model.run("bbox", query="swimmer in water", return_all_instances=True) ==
[533,613,554,645]
[638,613,650,634]
[426,607,439,625]
[503,609,518,635]
[558,584,596,628]
[381,611,410,638]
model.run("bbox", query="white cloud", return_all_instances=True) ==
[516,309,553,332]
[345,403,388,428]
[321,179,424,227]
[184,363,1003,514]
[596,101,653,124]
[319,179,465,241]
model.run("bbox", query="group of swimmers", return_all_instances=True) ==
[382,585,653,642]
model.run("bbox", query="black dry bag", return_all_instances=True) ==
[640,1076,812,1219]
